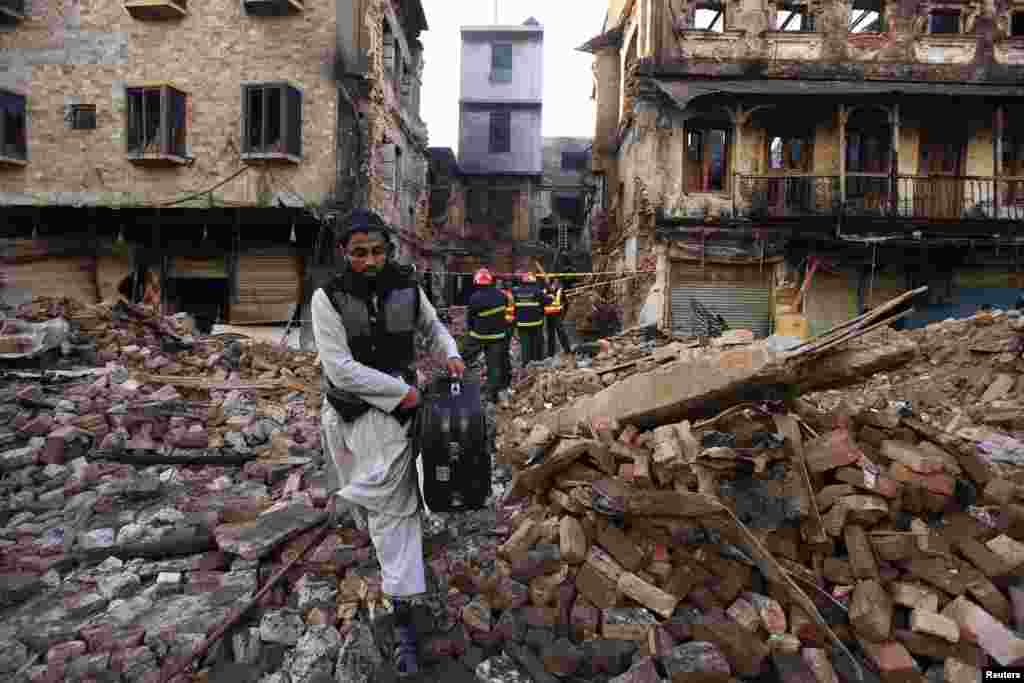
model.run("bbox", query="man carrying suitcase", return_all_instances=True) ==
[463,268,509,403]
[513,271,545,367]
[312,209,464,678]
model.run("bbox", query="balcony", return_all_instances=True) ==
[736,175,840,218]
[733,174,1024,222]
[0,0,25,22]
[124,0,187,20]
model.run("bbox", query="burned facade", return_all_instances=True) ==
[583,0,1024,336]
[0,0,433,333]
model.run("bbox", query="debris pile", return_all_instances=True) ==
[478,296,1024,683]
[1,289,1022,683]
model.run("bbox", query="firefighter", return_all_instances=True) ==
[543,276,572,357]
[311,209,464,677]
[464,268,510,402]
[500,278,516,390]
[513,272,545,366]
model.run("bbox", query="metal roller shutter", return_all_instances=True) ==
[169,255,227,279]
[5,256,98,306]
[671,285,771,338]
[230,253,303,324]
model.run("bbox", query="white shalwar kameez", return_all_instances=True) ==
[311,286,459,598]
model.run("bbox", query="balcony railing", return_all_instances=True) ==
[732,174,1024,222]
[736,175,840,218]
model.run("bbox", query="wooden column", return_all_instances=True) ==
[995,104,1004,219]
[732,104,745,216]
[838,104,848,208]
[890,103,900,216]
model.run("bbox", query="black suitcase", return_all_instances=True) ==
[417,376,490,512]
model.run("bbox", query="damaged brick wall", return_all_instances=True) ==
[0,0,341,207]
[362,0,432,266]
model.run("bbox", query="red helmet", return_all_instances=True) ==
[473,268,494,286]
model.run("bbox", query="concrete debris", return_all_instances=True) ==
[0,295,1022,682]
[487,303,1024,682]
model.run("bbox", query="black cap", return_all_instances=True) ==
[336,209,393,246]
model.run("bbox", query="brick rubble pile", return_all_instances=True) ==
[478,310,1024,683]
[1,294,1023,683]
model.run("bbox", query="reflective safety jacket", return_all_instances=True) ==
[544,286,565,316]
[512,284,545,328]
[503,289,515,324]
[467,286,509,342]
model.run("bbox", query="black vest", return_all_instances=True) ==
[322,264,420,376]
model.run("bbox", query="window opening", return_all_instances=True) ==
[491,43,514,83]
[929,9,960,34]
[1011,11,1024,37]
[394,146,403,205]
[0,90,26,160]
[767,130,813,172]
[489,111,511,154]
[849,0,883,32]
[685,126,729,192]
[776,3,812,31]
[68,104,97,130]
[561,150,588,171]
[126,86,186,158]
[693,2,724,31]
[243,84,301,157]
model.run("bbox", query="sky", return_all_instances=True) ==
[418,0,608,151]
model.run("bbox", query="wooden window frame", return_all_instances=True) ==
[685,125,731,193]
[0,89,27,163]
[766,128,814,173]
[241,82,302,163]
[489,110,511,154]
[126,84,189,164]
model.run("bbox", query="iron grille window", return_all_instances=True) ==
[849,0,884,32]
[68,104,97,130]
[242,83,302,158]
[928,9,960,34]
[776,3,814,31]
[693,1,724,31]
[126,85,187,158]
[491,43,514,83]
[489,110,511,154]
[0,90,27,160]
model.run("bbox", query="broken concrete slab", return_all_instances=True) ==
[214,503,325,560]
[539,337,917,432]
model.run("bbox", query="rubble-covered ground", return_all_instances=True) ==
[1,296,1022,683]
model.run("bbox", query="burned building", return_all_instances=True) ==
[582,0,1024,337]
[0,0,433,335]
